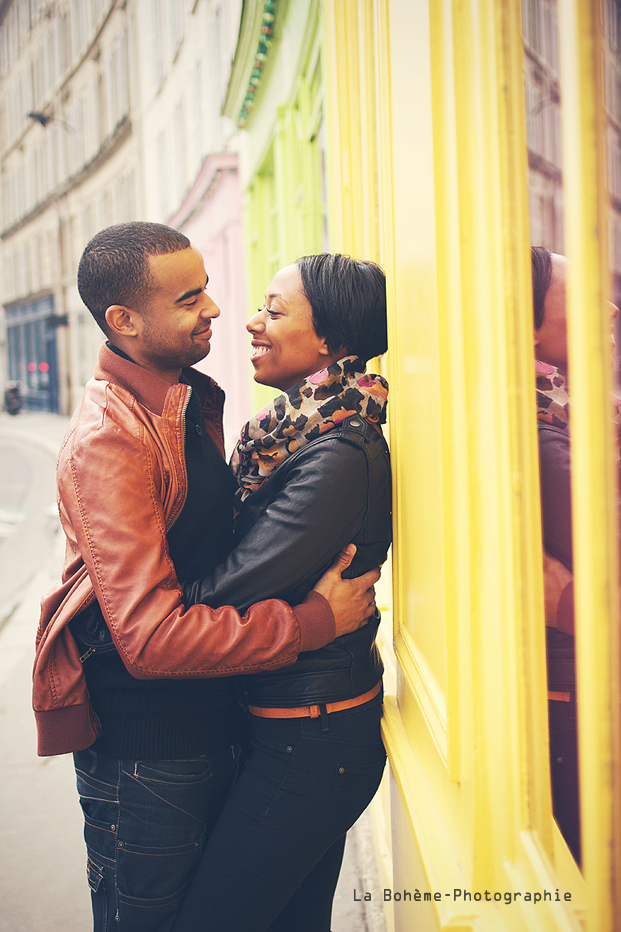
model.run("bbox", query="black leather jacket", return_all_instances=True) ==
[184,414,392,706]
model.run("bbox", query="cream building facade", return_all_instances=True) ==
[0,0,249,442]
[1,0,136,412]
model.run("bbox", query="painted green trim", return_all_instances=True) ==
[222,0,279,127]
[241,6,325,412]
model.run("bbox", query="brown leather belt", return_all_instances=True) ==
[548,690,571,702]
[248,682,382,719]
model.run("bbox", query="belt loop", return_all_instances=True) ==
[236,677,250,714]
[319,704,330,733]
[89,749,97,775]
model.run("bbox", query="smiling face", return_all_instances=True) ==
[534,253,618,373]
[534,254,569,372]
[106,245,220,383]
[246,264,343,392]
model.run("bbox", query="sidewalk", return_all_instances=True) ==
[0,410,386,932]
[0,410,90,932]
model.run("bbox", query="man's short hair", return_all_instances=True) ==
[77,222,191,334]
[531,245,553,330]
[295,253,388,362]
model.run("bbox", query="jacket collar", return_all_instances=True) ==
[94,341,225,423]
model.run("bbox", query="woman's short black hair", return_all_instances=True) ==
[531,245,553,330]
[78,222,191,334]
[295,254,388,361]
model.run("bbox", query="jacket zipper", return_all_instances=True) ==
[165,384,192,534]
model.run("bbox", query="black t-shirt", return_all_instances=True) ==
[71,355,242,759]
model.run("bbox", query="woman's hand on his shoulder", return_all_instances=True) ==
[313,545,380,636]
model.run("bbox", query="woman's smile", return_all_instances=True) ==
[250,342,271,360]
[245,264,340,391]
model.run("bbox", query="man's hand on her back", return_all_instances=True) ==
[313,545,381,637]
[542,549,574,634]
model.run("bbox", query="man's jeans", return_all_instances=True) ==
[74,745,241,932]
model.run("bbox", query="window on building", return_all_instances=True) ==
[84,202,97,244]
[59,13,71,74]
[101,189,113,228]
[108,31,129,133]
[114,170,135,223]
[187,58,205,179]
[72,0,84,61]
[0,22,7,77]
[151,0,164,87]
[171,102,186,207]
[156,130,169,219]
[170,0,184,56]
[610,137,621,201]
[97,73,106,146]
[609,0,619,50]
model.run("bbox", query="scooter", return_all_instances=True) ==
[4,381,22,416]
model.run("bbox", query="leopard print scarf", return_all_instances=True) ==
[535,359,621,453]
[231,356,388,503]
[535,359,570,430]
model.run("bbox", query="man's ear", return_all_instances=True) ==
[105,304,141,338]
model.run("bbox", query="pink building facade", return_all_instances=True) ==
[169,152,252,455]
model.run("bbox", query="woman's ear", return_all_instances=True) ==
[318,339,348,358]
[105,304,140,338]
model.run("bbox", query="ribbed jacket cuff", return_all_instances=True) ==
[294,591,336,653]
[557,580,575,636]
[35,703,101,757]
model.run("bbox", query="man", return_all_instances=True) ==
[33,222,379,930]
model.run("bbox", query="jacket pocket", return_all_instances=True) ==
[69,601,117,661]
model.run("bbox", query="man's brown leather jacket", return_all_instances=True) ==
[33,344,334,757]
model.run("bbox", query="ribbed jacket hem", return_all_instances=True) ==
[35,703,101,757]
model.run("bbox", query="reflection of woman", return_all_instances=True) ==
[532,246,581,864]
[173,254,391,932]
[532,245,619,865]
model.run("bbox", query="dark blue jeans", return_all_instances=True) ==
[549,694,581,864]
[73,744,241,932]
[171,690,386,932]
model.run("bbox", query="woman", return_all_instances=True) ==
[532,244,620,865]
[172,253,391,932]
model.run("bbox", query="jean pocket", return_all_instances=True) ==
[324,755,386,838]
[132,759,213,785]
[87,857,105,894]
[250,716,302,755]
[86,859,109,932]
[76,772,119,865]
[115,838,203,928]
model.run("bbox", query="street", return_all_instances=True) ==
[0,411,91,932]
[0,410,385,932]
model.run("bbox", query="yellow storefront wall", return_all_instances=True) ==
[225,0,621,928]
[324,1,619,931]
[557,0,621,926]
